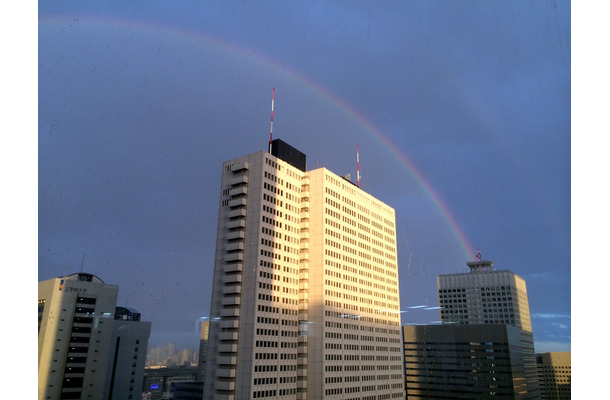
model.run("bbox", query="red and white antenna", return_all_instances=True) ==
[357,142,360,188]
[269,87,275,153]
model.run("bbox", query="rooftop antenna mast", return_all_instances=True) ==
[357,143,360,188]
[269,87,275,153]
[79,253,86,273]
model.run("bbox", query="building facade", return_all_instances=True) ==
[204,140,404,399]
[196,320,210,382]
[403,324,527,399]
[142,366,198,400]
[38,272,119,400]
[103,307,151,400]
[437,261,540,399]
[536,352,571,400]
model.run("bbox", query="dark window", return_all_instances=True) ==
[61,377,84,388]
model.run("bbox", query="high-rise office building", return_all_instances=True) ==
[536,352,571,400]
[437,260,540,399]
[204,140,404,399]
[38,272,119,400]
[403,324,528,399]
[104,307,151,400]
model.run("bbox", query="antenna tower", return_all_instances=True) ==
[80,253,86,273]
[357,143,360,188]
[269,87,275,153]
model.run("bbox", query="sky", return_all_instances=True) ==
[34,1,572,354]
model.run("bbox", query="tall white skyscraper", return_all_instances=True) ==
[204,140,404,400]
[437,259,540,399]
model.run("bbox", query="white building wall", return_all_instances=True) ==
[38,274,118,400]
[205,149,404,400]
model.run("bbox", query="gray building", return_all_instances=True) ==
[403,324,528,399]
[104,306,152,400]
[437,259,540,399]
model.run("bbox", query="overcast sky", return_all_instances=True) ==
[36,1,572,353]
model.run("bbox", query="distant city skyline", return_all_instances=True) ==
[37,1,570,356]
[146,342,199,368]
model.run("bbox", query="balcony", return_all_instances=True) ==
[224,253,243,263]
[229,186,248,197]
[221,296,241,306]
[215,380,235,391]
[217,355,237,365]
[219,330,239,341]
[229,175,248,186]
[226,231,245,240]
[225,242,244,252]
[227,208,246,219]
[222,285,241,295]
[220,307,239,318]
[219,319,239,329]
[226,218,246,230]
[215,367,236,378]
[228,198,247,208]
[218,343,238,353]
[223,263,242,273]
[232,160,249,172]
[222,273,242,284]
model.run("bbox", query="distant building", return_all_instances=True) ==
[143,366,198,400]
[537,352,571,399]
[403,324,528,399]
[146,343,198,368]
[196,321,209,382]
[38,272,118,400]
[204,140,404,399]
[103,306,151,400]
[172,381,204,400]
[437,260,540,398]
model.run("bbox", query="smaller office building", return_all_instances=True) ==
[403,324,527,399]
[537,352,571,400]
[39,272,151,400]
[104,307,152,400]
[38,273,118,400]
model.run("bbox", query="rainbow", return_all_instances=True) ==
[39,14,475,259]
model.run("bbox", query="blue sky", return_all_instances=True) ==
[34,1,572,353]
